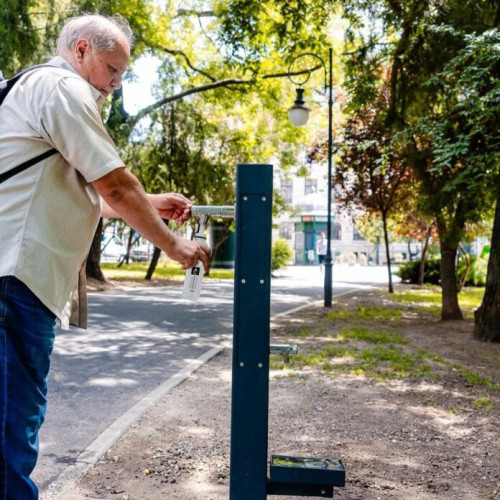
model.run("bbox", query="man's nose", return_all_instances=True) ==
[111,74,122,89]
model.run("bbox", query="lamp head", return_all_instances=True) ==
[288,87,311,127]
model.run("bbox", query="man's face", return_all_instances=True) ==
[75,36,130,98]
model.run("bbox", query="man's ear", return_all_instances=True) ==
[74,39,90,62]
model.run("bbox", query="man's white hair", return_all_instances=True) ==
[57,14,135,55]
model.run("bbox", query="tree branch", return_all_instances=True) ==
[263,64,323,80]
[176,9,216,18]
[128,63,324,126]
[130,78,252,125]
[156,45,216,81]
[154,43,322,83]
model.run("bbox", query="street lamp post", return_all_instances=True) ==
[288,48,334,307]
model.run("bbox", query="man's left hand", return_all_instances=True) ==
[149,193,192,224]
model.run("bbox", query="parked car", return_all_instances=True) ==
[101,234,126,263]
[130,244,152,262]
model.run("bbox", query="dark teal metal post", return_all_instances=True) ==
[229,163,273,500]
[324,47,334,307]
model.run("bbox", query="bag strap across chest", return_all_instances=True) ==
[0,64,58,184]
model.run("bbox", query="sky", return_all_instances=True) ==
[122,55,161,114]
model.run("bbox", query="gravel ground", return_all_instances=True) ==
[63,286,499,500]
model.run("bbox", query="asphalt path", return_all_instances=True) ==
[34,264,395,492]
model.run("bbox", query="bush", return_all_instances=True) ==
[395,258,441,285]
[271,239,293,272]
[471,256,488,286]
[459,255,488,287]
[395,255,488,287]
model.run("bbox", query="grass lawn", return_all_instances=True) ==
[391,285,485,318]
[101,261,234,282]
[270,284,496,389]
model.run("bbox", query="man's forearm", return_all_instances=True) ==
[93,168,179,252]
[100,198,119,219]
[101,193,168,220]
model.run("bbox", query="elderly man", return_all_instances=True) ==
[0,14,210,498]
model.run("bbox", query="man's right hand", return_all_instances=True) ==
[169,236,211,271]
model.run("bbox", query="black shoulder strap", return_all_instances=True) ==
[0,149,58,184]
[0,64,58,184]
[0,64,55,105]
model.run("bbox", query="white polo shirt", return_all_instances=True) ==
[0,56,124,327]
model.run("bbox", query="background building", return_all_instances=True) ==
[275,161,416,265]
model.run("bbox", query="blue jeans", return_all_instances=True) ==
[0,276,56,500]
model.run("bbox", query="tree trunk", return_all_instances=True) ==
[382,212,394,293]
[122,228,135,266]
[144,219,170,280]
[457,244,470,292]
[474,196,500,342]
[118,229,141,267]
[418,227,431,286]
[206,220,231,277]
[86,218,106,281]
[145,246,162,280]
[439,242,463,320]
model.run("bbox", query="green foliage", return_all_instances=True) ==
[126,102,239,205]
[395,259,441,285]
[271,238,293,272]
[3,1,320,216]
[424,29,500,175]
[341,0,500,320]
[353,214,385,245]
[0,0,60,75]
[459,255,488,287]
[407,29,500,241]
[216,0,333,65]
[396,256,488,287]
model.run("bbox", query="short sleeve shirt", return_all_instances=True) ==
[0,56,124,327]
[316,238,327,256]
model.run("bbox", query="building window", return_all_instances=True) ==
[295,232,305,251]
[353,226,365,241]
[282,180,293,204]
[304,178,317,195]
[279,222,293,240]
[332,222,342,240]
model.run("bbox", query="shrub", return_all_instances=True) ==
[395,258,441,284]
[395,255,488,287]
[271,239,293,272]
[464,255,488,287]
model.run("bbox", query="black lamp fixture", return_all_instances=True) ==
[288,48,334,307]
